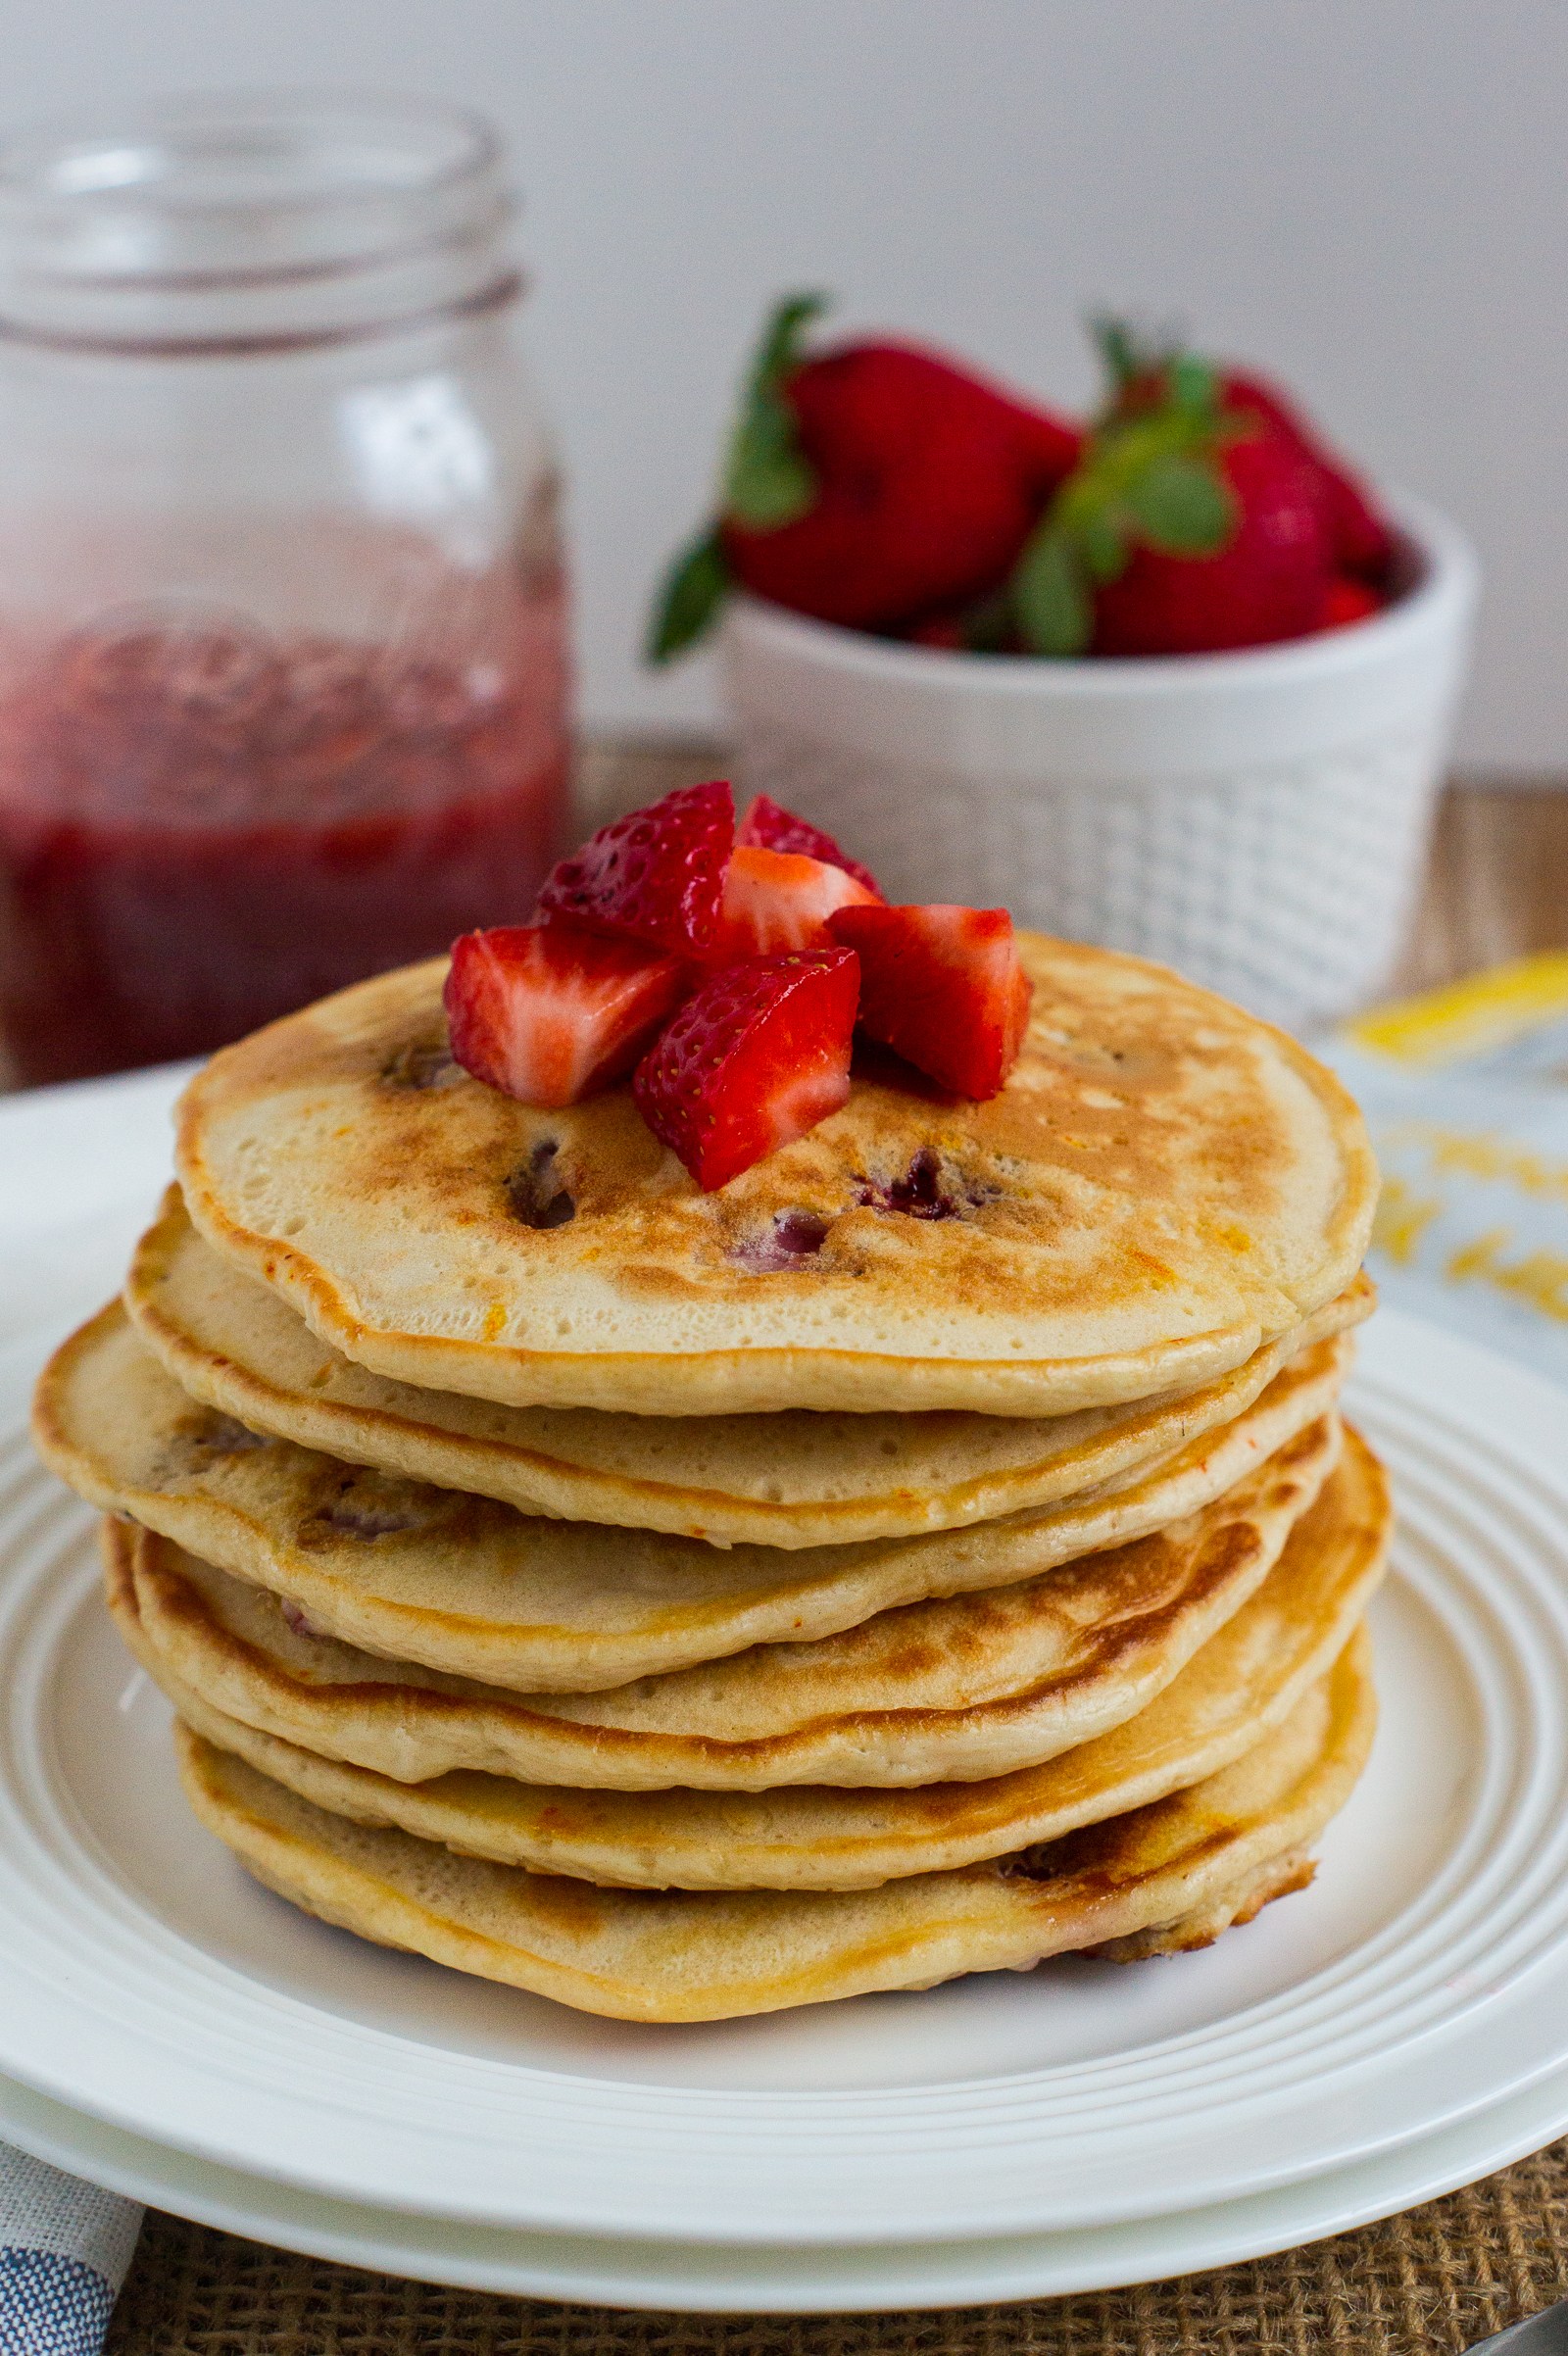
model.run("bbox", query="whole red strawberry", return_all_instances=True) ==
[725,343,1079,633]
[1221,369,1392,581]
[1008,323,1341,659]
[1091,428,1334,657]
[1317,574,1384,630]
[649,295,1079,657]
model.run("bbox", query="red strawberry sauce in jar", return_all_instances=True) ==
[0,596,569,1081]
[0,98,572,1084]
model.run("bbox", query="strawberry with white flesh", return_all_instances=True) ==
[736,792,883,897]
[534,779,734,956]
[828,903,1032,1099]
[634,948,859,1190]
[444,926,687,1109]
[710,844,881,958]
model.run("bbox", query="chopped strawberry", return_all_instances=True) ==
[633,949,859,1190]
[1316,574,1384,631]
[736,792,883,897]
[827,904,1031,1100]
[444,926,688,1109]
[535,780,734,955]
[709,845,880,959]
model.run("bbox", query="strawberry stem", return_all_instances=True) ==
[725,292,827,528]
[646,291,829,665]
[1011,527,1091,658]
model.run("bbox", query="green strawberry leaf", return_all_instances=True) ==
[726,396,816,529]
[749,291,829,397]
[1006,320,1239,652]
[1125,454,1235,554]
[644,293,829,663]
[646,528,731,663]
[1079,506,1128,584]
[723,290,826,530]
[1167,353,1217,420]
[1011,525,1093,657]
[1090,314,1143,394]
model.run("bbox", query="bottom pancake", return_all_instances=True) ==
[113,1429,1390,1889]
[1083,1845,1319,1961]
[175,1628,1375,2023]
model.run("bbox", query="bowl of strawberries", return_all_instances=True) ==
[650,299,1477,1032]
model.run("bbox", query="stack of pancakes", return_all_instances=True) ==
[34,933,1388,2024]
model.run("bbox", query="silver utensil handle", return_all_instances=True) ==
[1469,2297,1568,2352]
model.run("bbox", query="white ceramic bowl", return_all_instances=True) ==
[722,499,1479,1030]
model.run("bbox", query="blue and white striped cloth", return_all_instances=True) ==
[0,1067,177,2356]
[1322,1018,1568,1394]
[0,2146,140,2356]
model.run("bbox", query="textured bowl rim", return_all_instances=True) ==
[725,495,1479,705]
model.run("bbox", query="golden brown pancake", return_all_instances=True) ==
[108,1413,1337,1790]
[173,1630,1375,2020]
[1082,1848,1321,1962]
[123,1186,1373,1546]
[172,936,1377,1414]
[45,1303,1348,1690]
[112,1432,1388,1889]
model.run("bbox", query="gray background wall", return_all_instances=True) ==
[8,0,1562,768]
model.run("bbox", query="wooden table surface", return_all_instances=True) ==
[582,740,1568,1004]
[1391,781,1568,993]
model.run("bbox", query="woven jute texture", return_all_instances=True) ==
[104,2140,1568,2356]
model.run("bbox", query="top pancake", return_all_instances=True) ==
[175,933,1377,1416]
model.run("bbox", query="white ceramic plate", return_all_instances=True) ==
[8,1316,1568,2245]
[4,1068,1568,2274]
[5,2055,1568,2313]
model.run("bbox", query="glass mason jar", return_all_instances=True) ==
[0,94,572,1085]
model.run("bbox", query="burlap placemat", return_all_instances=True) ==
[104,2139,1568,2356]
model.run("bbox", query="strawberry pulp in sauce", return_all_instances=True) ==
[0,594,571,1084]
